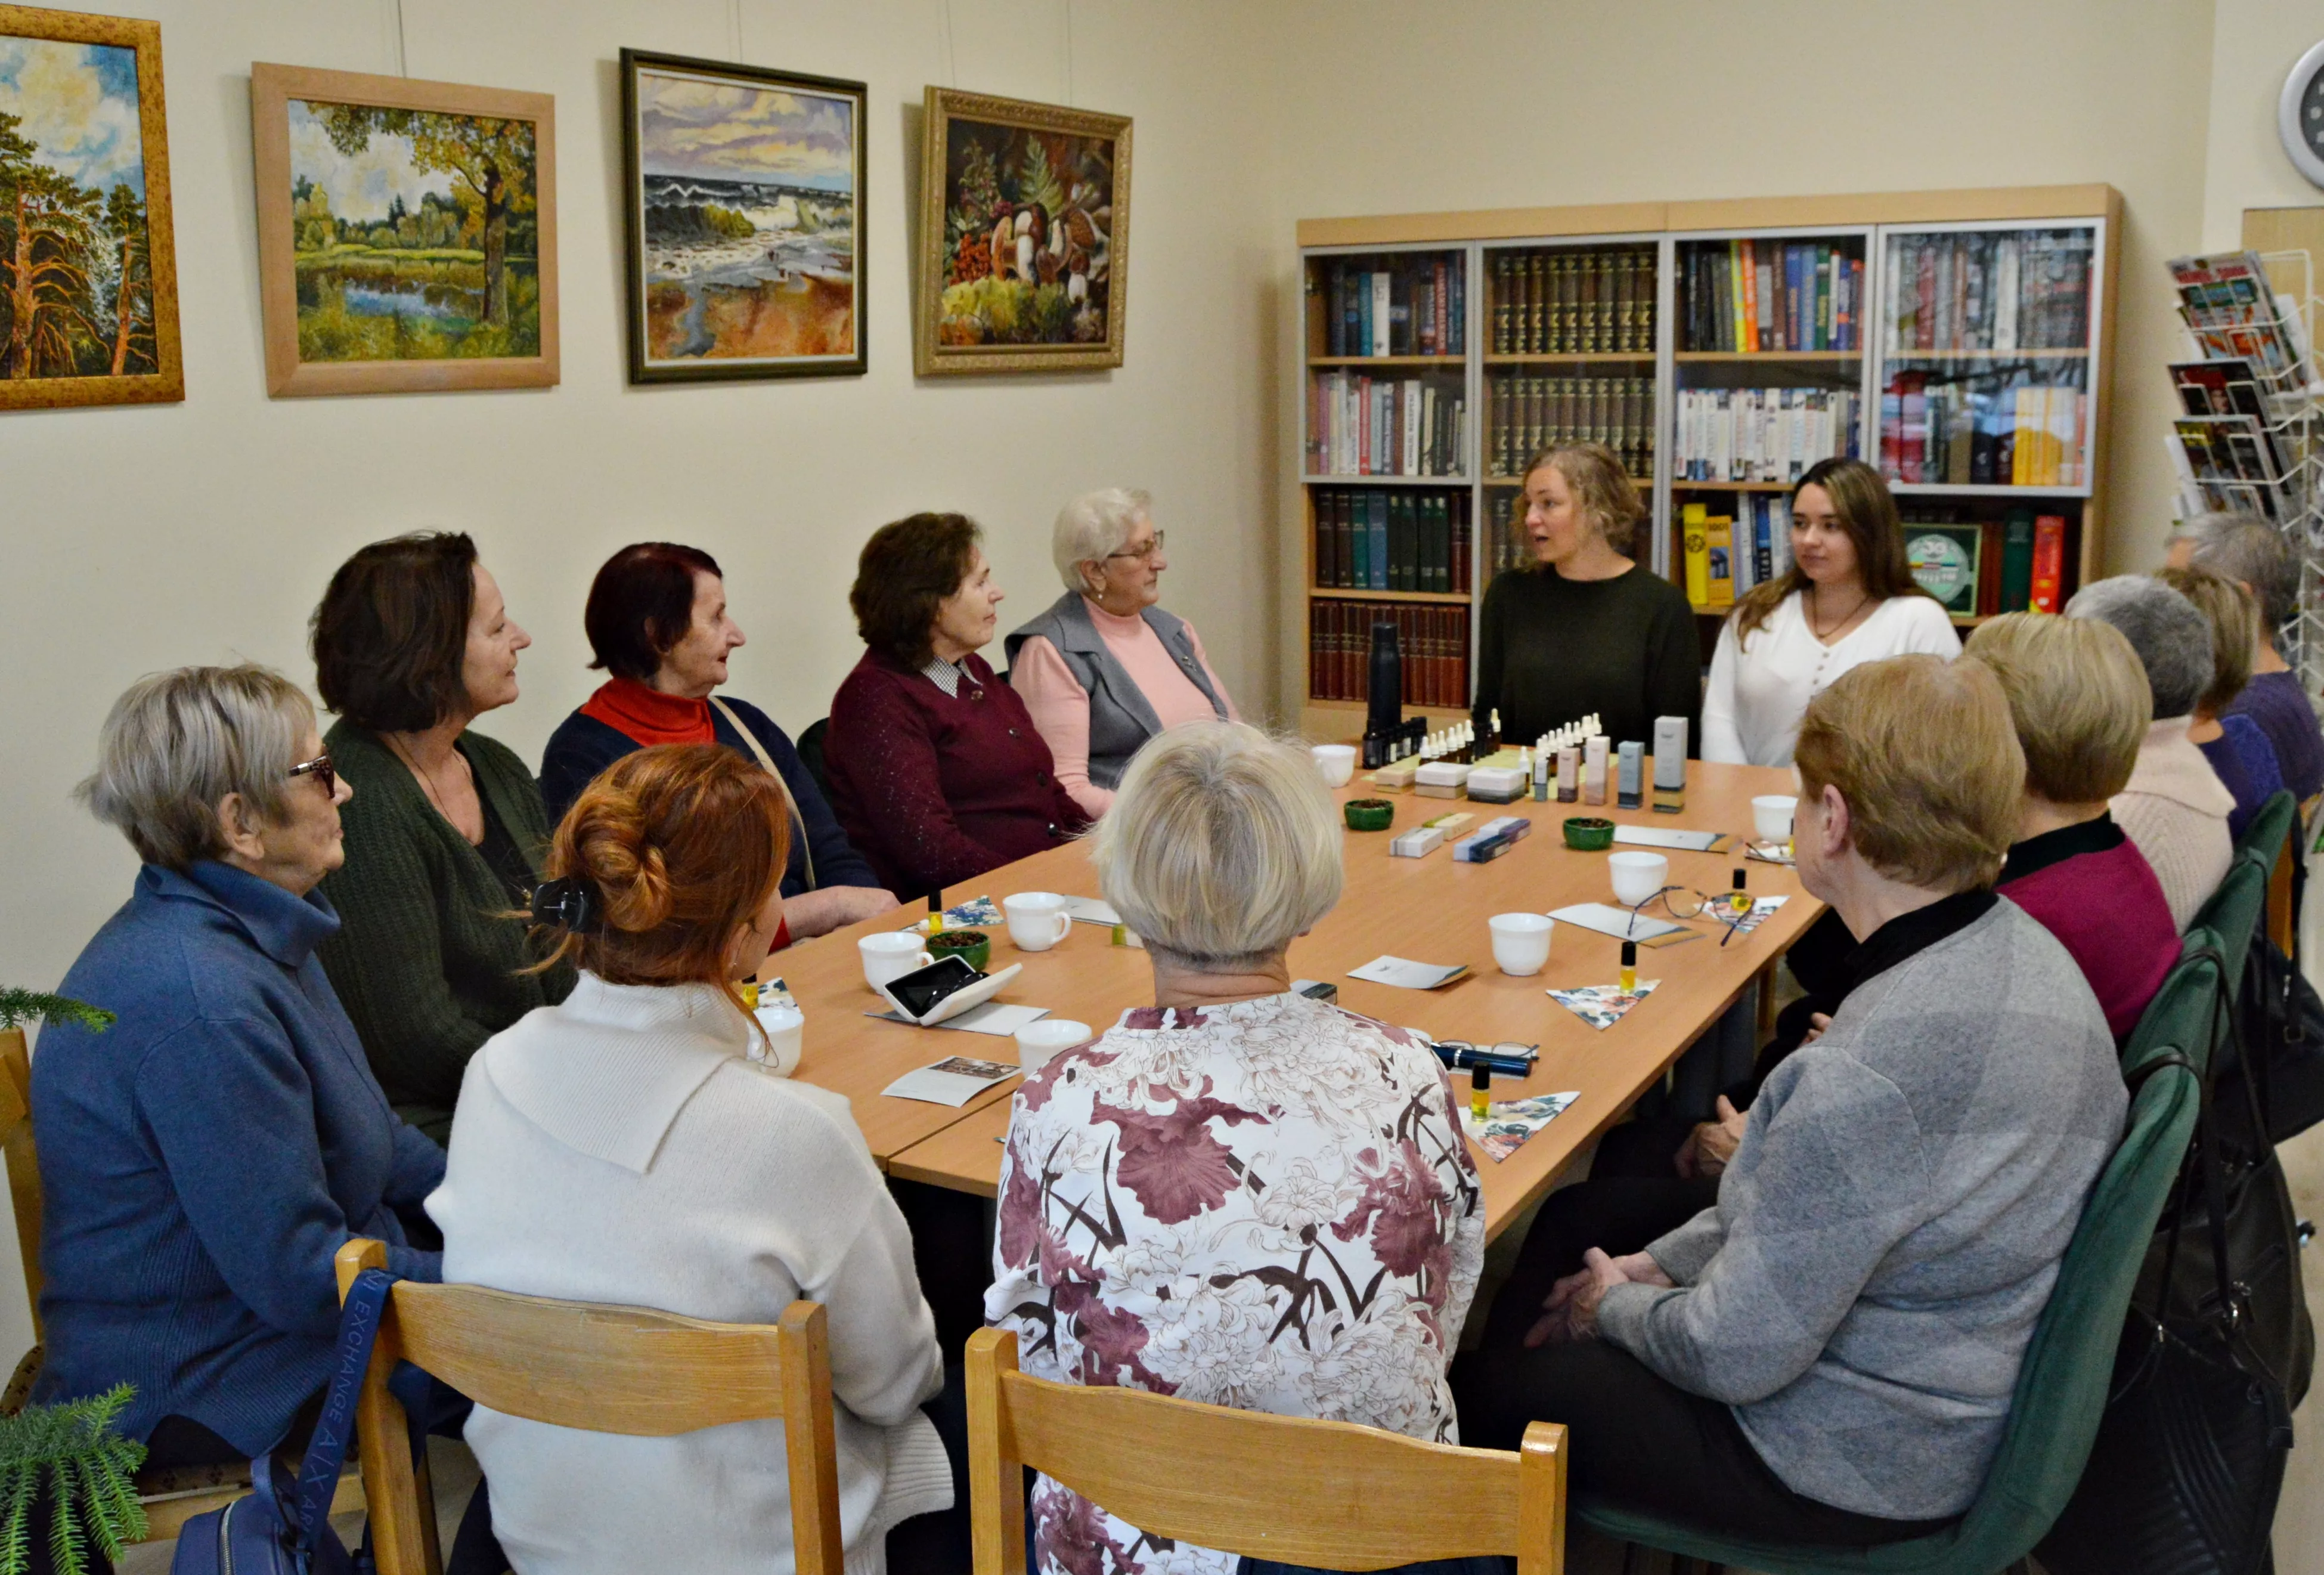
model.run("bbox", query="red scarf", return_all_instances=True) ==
[578,676,715,747]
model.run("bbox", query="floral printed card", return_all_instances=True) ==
[1462,1091,1581,1161]
[1547,980,1660,1029]
[909,896,1004,933]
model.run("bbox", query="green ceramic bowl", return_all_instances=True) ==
[1345,799,1396,833]
[926,929,991,972]
[1562,816,1616,851]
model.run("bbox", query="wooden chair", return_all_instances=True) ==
[334,1238,848,1575]
[965,1327,1568,1574]
[0,1028,362,1541]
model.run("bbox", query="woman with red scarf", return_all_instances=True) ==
[540,543,897,941]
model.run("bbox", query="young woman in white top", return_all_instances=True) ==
[429,743,951,1575]
[1701,458,1960,768]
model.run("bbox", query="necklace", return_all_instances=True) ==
[1807,585,1871,641]
[386,732,472,826]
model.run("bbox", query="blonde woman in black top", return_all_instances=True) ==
[1470,442,1700,750]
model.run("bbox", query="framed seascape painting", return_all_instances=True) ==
[619,49,866,384]
[915,86,1129,376]
[249,63,557,397]
[0,5,181,411]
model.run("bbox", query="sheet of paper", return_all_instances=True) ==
[1347,955,1471,990]
[1547,903,1689,943]
[1057,895,1122,926]
[880,1056,1020,1106]
[1547,981,1660,1030]
[1610,824,1728,853]
[1461,1091,1581,1162]
[869,1001,1051,1037]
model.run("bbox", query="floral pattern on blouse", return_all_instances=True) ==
[986,992,1485,1575]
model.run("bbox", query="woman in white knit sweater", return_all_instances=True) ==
[429,744,950,1575]
[1701,459,1959,768]
[2066,575,2236,930]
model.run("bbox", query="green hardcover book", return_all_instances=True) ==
[1391,492,1415,591]
[1349,492,1370,589]
[1999,509,2036,612]
[1432,494,1452,593]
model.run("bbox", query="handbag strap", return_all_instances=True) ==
[288,1266,395,1551]
[708,695,817,892]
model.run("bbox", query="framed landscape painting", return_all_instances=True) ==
[249,63,557,397]
[619,49,866,384]
[915,86,1129,376]
[0,5,182,411]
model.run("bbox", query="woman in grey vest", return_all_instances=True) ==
[1005,487,1238,815]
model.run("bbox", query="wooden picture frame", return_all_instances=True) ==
[915,86,1130,376]
[0,5,182,410]
[249,63,557,397]
[618,49,867,384]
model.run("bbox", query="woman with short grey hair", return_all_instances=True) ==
[2067,575,2236,928]
[987,721,1485,1575]
[1005,487,1237,816]
[2167,512,2324,800]
[32,663,450,1469]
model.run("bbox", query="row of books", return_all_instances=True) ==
[2168,249,2310,384]
[1308,599,1470,710]
[1681,499,1790,607]
[1672,388,1860,482]
[1884,231,2093,355]
[1311,488,1473,595]
[1487,376,1654,481]
[1898,512,2071,615]
[1319,256,1468,358]
[1878,375,2087,487]
[1681,240,1865,354]
[1307,372,1469,477]
[1488,248,1657,357]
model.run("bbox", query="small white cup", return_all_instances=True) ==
[1752,794,1798,843]
[1488,912,1554,976]
[1015,1017,1092,1072]
[1003,892,1074,952]
[860,931,933,992]
[1609,850,1669,907]
[1311,743,1358,787]
[751,1004,804,1076]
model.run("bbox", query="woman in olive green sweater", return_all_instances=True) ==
[312,534,574,1144]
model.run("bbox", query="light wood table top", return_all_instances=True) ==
[863,763,1822,1238]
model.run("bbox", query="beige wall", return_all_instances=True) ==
[2203,0,2324,249]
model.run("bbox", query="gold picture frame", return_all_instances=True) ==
[0,5,182,411]
[915,86,1129,376]
[249,62,557,397]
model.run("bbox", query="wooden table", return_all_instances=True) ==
[791,762,1819,1240]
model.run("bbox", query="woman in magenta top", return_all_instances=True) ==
[825,512,1092,900]
[1004,488,1237,816]
[1965,613,2180,1039]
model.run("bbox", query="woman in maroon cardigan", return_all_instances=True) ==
[825,512,1092,899]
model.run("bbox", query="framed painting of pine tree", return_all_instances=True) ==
[915,86,1129,376]
[0,6,182,411]
[249,62,558,397]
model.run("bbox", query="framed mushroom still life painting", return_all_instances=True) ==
[916,86,1129,376]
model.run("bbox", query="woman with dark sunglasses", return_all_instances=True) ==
[310,532,574,1146]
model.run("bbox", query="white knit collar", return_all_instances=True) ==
[2127,716,2239,816]
[483,973,748,1174]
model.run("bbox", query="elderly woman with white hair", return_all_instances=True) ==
[2066,575,2237,929]
[1003,488,1238,816]
[32,664,450,1468]
[986,720,1484,1575]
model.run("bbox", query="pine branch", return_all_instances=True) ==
[0,992,112,1035]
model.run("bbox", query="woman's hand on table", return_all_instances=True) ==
[1525,1248,1676,1347]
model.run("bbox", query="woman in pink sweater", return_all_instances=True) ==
[1005,488,1238,816]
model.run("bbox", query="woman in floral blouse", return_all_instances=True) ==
[986,720,1486,1575]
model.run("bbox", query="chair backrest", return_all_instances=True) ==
[334,1239,843,1575]
[963,1328,1567,1575]
[795,717,833,804]
[2190,852,2269,989]
[0,1028,42,1338]
[2120,931,2228,1081]
[2236,788,2297,872]
[1918,1056,2200,1568]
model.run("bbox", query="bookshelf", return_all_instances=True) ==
[1294,187,2122,738]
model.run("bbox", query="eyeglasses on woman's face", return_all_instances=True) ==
[1105,528,1166,562]
[288,751,338,797]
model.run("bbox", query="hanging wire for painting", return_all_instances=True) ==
[940,0,958,88]
[730,0,745,61]
[391,0,408,76]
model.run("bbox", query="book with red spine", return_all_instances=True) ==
[2028,516,2067,613]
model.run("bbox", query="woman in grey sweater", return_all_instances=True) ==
[1455,654,2124,1542]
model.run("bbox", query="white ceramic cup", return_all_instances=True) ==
[1752,794,1799,843]
[1003,892,1074,952]
[1311,743,1358,788]
[860,931,934,991]
[1015,1017,1092,1072]
[1488,912,1554,976]
[1609,850,1670,907]
[751,1004,805,1076]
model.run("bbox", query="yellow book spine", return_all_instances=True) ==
[1682,502,1711,606]
[1706,514,1735,608]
